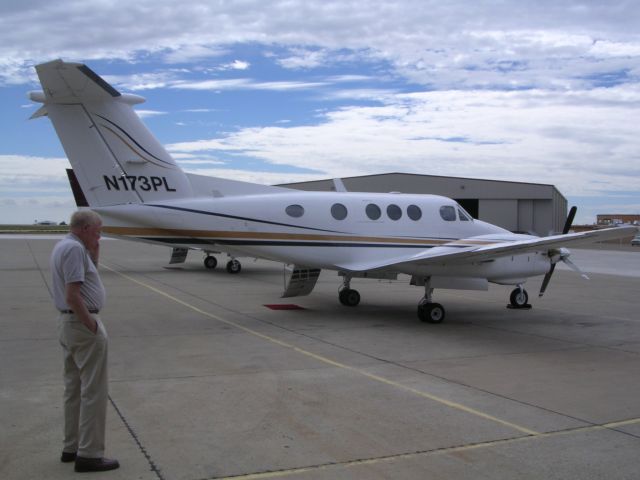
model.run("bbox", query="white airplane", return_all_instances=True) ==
[29,59,637,323]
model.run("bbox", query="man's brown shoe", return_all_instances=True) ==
[74,457,120,472]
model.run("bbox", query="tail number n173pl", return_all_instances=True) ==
[104,175,177,192]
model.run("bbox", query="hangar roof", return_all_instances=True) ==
[282,172,566,201]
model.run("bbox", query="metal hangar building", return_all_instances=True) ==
[282,173,567,237]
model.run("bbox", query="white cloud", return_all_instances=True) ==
[223,60,250,71]
[276,48,330,69]
[0,155,70,184]
[171,78,327,92]
[163,45,229,64]
[171,78,251,90]
[2,1,640,224]
[166,85,640,198]
[2,1,639,90]
[135,109,167,118]
[181,167,327,187]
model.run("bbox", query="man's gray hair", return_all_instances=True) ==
[70,210,102,229]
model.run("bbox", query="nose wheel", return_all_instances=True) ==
[508,286,531,309]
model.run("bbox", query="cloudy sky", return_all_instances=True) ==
[1,0,639,225]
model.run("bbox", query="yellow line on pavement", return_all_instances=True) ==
[102,263,539,438]
[215,417,640,480]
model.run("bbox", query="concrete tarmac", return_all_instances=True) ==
[1,236,639,480]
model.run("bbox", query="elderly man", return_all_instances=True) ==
[50,210,119,473]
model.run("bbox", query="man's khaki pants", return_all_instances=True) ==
[58,314,108,458]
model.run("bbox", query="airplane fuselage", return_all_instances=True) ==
[97,191,551,285]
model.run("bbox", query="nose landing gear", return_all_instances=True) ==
[416,277,445,323]
[508,285,531,309]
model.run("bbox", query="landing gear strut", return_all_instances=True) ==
[338,275,360,306]
[416,277,445,323]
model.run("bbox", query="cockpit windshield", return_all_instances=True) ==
[440,204,474,222]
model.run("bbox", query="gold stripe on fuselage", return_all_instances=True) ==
[103,226,499,247]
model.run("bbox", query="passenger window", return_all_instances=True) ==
[387,204,402,220]
[407,204,422,221]
[458,208,470,221]
[366,203,381,220]
[331,203,348,220]
[439,205,456,221]
[285,204,304,218]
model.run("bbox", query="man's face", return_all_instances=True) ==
[78,221,102,248]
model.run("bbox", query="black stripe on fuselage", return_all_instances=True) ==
[136,236,471,249]
[147,204,350,234]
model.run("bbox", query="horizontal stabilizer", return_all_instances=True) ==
[34,59,121,102]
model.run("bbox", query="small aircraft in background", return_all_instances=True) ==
[30,59,637,323]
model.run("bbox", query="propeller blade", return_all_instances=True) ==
[563,206,577,234]
[562,257,590,280]
[539,264,556,297]
[539,206,577,298]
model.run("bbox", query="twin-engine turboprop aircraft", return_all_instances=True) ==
[30,60,637,323]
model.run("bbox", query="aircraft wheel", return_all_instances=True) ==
[509,288,529,308]
[226,259,242,274]
[339,288,360,307]
[418,303,445,323]
[204,256,217,269]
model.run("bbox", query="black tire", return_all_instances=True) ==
[421,303,445,323]
[204,256,217,269]
[339,288,360,306]
[510,288,529,308]
[226,259,241,274]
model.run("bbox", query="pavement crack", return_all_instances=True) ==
[109,394,166,480]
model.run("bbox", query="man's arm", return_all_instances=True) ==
[65,282,98,333]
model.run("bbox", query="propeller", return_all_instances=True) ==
[539,206,583,297]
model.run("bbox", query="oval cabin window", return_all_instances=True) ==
[331,203,348,220]
[366,203,381,220]
[407,204,422,221]
[387,204,402,220]
[285,204,304,218]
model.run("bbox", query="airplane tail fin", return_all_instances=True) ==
[30,59,193,206]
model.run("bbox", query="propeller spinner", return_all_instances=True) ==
[539,206,581,297]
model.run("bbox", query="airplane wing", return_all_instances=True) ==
[336,226,638,272]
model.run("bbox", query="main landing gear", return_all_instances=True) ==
[335,275,532,323]
[203,254,242,274]
[338,275,360,307]
[204,255,218,269]
[416,278,445,323]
